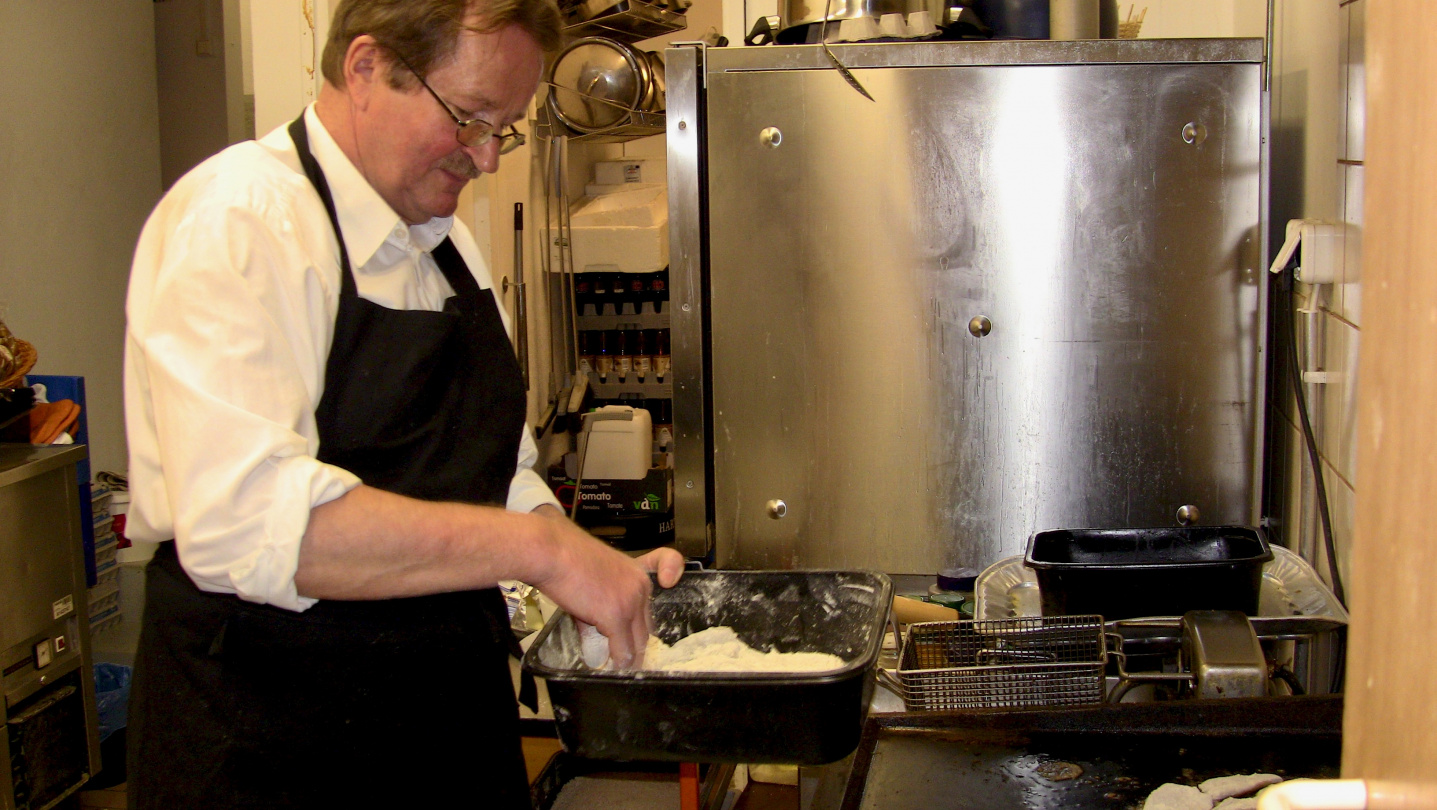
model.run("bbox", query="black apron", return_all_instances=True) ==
[128,116,534,809]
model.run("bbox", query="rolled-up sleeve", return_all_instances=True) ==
[126,166,357,611]
[507,424,561,514]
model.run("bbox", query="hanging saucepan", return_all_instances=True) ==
[778,0,952,42]
[546,37,665,135]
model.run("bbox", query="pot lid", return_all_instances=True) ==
[548,38,643,132]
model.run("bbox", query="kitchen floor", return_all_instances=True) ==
[69,738,800,809]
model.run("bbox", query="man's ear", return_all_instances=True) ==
[344,35,386,110]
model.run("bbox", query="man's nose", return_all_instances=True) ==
[465,138,502,174]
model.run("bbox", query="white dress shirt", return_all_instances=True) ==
[125,106,558,611]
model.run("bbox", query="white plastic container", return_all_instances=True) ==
[568,186,669,274]
[579,406,653,480]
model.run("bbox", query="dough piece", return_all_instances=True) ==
[645,626,845,673]
[579,624,610,669]
[1215,798,1259,810]
[1143,783,1214,810]
[1200,774,1283,801]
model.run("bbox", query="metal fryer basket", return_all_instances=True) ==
[891,616,1109,711]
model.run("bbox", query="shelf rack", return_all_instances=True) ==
[561,0,687,44]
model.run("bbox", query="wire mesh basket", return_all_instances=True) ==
[892,616,1109,711]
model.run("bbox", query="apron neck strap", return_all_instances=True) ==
[288,114,356,298]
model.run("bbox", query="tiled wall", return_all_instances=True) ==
[1272,0,1364,593]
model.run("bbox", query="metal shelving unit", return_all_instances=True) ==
[561,0,687,44]
[534,103,666,145]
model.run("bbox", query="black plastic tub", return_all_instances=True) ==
[522,570,893,765]
[1024,526,1273,620]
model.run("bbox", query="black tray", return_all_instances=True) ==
[1025,526,1273,619]
[522,570,893,765]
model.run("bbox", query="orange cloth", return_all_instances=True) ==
[29,399,80,444]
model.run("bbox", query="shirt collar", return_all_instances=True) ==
[302,106,454,267]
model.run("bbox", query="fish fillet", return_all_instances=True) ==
[1200,774,1283,801]
[645,627,846,673]
[1143,783,1213,810]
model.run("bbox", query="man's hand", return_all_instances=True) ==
[531,505,684,668]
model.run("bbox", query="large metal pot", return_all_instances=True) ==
[546,37,665,134]
[967,0,1048,39]
[778,0,951,42]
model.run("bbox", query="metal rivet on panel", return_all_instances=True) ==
[678,120,688,130]
[766,499,787,519]
[686,480,695,489]
[968,316,992,337]
[1176,504,1200,525]
[1182,122,1208,145]
[760,127,783,148]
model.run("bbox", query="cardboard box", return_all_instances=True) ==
[546,466,676,551]
[547,465,673,520]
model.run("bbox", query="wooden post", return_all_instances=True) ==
[1342,0,1437,790]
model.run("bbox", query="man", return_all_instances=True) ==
[123,1,683,806]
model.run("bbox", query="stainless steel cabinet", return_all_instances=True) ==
[2,445,102,809]
[668,40,1267,572]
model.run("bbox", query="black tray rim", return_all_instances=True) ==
[522,569,894,685]
[1023,525,1274,571]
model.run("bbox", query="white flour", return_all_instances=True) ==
[643,626,845,673]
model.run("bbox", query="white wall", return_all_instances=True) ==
[1136,0,1268,39]
[249,0,333,136]
[1268,0,1359,592]
[0,1,163,475]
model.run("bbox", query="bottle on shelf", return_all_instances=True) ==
[614,329,633,382]
[595,329,614,383]
[649,269,668,314]
[651,398,674,468]
[627,275,647,317]
[575,274,595,317]
[578,330,596,378]
[608,274,628,316]
[652,328,670,382]
[651,398,673,449]
[590,272,611,316]
[632,328,652,382]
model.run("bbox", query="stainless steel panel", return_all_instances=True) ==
[1344,0,1365,162]
[0,443,102,799]
[700,49,1264,572]
[665,44,712,559]
[0,448,86,651]
[703,38,1264,72]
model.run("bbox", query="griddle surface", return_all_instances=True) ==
[859,731,1339,809]
[846,697,1342,810]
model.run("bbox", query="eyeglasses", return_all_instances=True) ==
[391,51,526,155]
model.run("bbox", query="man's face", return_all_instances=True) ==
[358,22,542,225]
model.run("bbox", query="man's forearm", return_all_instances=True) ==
[294,483,687,667]
[294,484,560,600]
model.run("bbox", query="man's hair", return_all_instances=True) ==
[322,0,563,89]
